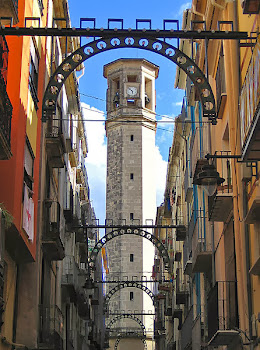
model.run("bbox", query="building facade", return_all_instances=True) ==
[155,1,260,349]
[0,0,105,349]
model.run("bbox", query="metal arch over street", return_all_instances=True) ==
[89,228,171,271]
[104,281,155,310]
[107,314,146,335]
[114,332,147,350]
[42,36,217,123]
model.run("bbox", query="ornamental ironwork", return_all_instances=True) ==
[104,281,155,311]
[114,332,147,350]
[107,314,146,335]
[89,228,170,271]
[42,36,217,123]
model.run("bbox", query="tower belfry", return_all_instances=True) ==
[104,59,159,348]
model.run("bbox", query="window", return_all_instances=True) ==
[29,39,39,109]
[130,254,134,262]
[130,291,134,300]
[130,135,134,141]
[24,138,34,191]
[127,99,136,106]
[130,173,134,180]
[128,75,137,82]
[215,45,227,117]
[130,213,134,220]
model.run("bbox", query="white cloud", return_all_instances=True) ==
[82,103,107,167]
[155,146,168,206]
[173,101,182,107]
[81,103,107,223]
[178,2,191,15]
[157,115,176,131]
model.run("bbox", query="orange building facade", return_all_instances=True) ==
[0,0,106,349]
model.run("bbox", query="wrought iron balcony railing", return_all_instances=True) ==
[240,42,260,161]
[184,160,193,202]
[45,117,65,168]
[191,212,212,273]
[42,199,65,260]
[61,255,80,296]
[0,74,12,160]
[63,183,73,223]
[39,304,64,348]
[207,281,239,346]
[191,124,209,180]
[208,151,233,222]
[0,0,19,25]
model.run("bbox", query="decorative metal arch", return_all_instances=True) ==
[89,228,170,270]
[114,333,147,350]
[42,35,216,123]
[107,314,146,335]
[104,281,155,311]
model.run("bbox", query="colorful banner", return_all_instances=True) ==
[101,247,109,275]
[88,238,96,252]
[22,184,34,242]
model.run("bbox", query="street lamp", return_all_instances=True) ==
[193,163,225,196]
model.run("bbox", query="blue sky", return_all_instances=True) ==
[67,0,191,223]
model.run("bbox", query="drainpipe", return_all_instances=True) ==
[243,181,253,348]
[211,223,216,285]
[12,265,19,350]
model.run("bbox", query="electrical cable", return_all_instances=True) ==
[78,92,212,123]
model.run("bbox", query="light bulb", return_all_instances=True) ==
[202,182,217,196]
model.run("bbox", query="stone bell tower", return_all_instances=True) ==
[104,59,159,346]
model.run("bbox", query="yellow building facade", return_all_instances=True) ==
[155,1,260,349]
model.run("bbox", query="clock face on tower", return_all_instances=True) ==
[127,86,138,97]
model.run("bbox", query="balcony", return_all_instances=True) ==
[79,187,89,202]
[63,184,73,224]
[240,43,260,161]
[242,0,260,14]
[0,38,12,160]
[72,192,81,225]
[76,289,90,320]
[61,256,79,299]
[175,268,189,305]
[154,320,165,338]
[39,305,64,350]
[172,307,183,330]
[175,217,187,241]
[207,281,240,347]
[158,283,171,292]
[208,153,233,222]
[76,153,86,185]
[42,200,65,261]
[192,215,212,273]
[184,161,193,202]
[69,143,79,168]
[191,124,209,181]
[46,118,65,168]
[245,194,260,224]
[0,0,19,24]
[181,306,193,350]
[215,48,227,119]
